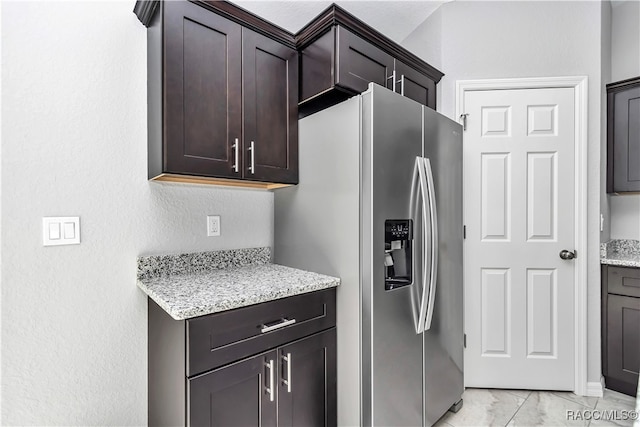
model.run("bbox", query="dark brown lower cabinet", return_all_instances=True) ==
[188,350,278,426]
[188,329,336,427]
[278,329,337,427]
[148,288,337,426]
[601,265,640,396]
[606,295,640,396]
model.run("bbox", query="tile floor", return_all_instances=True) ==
[434,388,638,427]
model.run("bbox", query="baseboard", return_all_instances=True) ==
[584,377,605,397]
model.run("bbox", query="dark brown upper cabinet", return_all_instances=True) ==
[607,76,640,193]
[335,26,395,93]
[140,0,298,189]
[242,29,298,184]
[394,59,437,108]
[296,4,443,117]
[135,1,443,185]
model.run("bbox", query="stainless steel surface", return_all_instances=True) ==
[422,105,464,426]
[361,92,374,427]
[266,359,274,402]
[423,157,439,332]
[260,318,296,333]
[232,138,239,173]
[248,140,255,174]
[366,84,424,426]
[283,352,292,393]
[274,83,463,427]
[560,250,577,260]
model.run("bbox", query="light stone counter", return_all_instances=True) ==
[600,239,640,268]
[136,247,340,320]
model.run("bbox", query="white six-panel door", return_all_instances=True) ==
[464,87,576,390]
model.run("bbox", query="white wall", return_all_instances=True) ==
[403,0,606,388]
[0,0,4,415]
[609,0,640,240]
[611,0,640,82]
[601,0,612,243]
[1,2,273,424]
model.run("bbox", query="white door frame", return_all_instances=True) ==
[456,76,589,396]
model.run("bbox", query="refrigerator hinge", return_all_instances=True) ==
[464,334,467,348]
[463,225,466,239]
[459,113,469,131]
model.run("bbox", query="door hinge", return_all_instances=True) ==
[464,334,467,348]
[463,225,466,239]
[460,113,469,131]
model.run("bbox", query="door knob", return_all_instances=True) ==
[559,250,577,260]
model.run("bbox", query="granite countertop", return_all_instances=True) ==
[600,239,640,268]
[136,247,340,320]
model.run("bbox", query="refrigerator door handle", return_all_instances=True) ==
[409,158,422,333]
[423,158,439,331]
[411,156,430,334]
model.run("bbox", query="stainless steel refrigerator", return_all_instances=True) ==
[274,83,463,426]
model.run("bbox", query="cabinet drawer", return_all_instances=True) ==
[186,288,336,376]
[607,266,640,298]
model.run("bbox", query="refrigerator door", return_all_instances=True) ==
[422,106,464,426]
[361,84,425,426]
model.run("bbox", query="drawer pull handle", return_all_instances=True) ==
[265,359,274,402]
[260,318,296,333]
[283,352,292,393]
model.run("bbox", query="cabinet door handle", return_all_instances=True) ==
[248,141,255,174]
[232,138,239,173]
[282,352,292,393]
[386,69,396,92]
[265,359,275,402]
[399,74,405,96]
[261,317,296,333]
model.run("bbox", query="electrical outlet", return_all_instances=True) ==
[207,215,221,237]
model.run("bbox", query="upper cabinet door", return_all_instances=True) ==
[242,28,299,184]
[163,1,242,178]
[394,60,436,108]
[608,78,640,193]
[335,26,395,93]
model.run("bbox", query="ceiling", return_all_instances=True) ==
[232,1,447,44]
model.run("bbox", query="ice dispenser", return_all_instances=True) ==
[384,219,413,290]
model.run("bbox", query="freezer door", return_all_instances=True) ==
[422,107,464,426]
[361,84,425,426]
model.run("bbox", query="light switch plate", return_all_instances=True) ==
[43,217,80,246]
[207,215,221,237]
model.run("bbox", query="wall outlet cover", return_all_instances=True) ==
[207,215,221,237]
